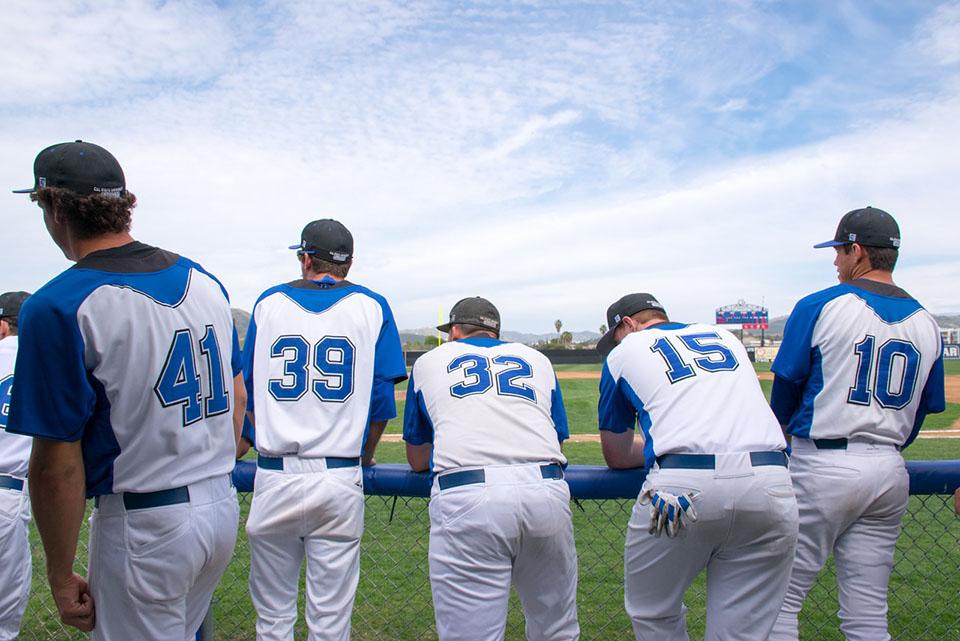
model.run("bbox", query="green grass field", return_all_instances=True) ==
[17,361,960,640]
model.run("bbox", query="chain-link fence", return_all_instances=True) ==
[18,462,960,640]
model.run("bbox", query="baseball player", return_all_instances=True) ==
[768,207,945,641]
[0,291,33,641]
[403,297,580,641]
[8,141,245,640]
[243,219,407,641]
[596,293,798,641]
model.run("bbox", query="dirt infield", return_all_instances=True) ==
[555,371,604,380]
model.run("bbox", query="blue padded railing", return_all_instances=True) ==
[231,459,960,498]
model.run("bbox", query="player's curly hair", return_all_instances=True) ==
[303,254,352,279]
[32,187,136,240]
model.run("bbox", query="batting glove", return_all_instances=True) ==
[638,489,698,538]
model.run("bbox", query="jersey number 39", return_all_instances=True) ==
[268,335,356,403]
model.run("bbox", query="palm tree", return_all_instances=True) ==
[599,324,607,336]
[554,319,562,341]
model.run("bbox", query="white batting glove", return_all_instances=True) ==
[638,488,698,538]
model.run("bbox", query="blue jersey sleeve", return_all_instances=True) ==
[6,296,95,441]
[772,292,831,385]
[402,367,434,446]
[770,375,802,426]
[369,379,398,423]
[903,348,947,449]
[373,300,408,385]
[242,314,259,412]
[550,375,569,442]
[598,362,637,433]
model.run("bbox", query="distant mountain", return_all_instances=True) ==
[401,327,601,346]
[742,312,960,340]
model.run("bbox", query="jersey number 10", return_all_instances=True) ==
[847,336,920,410]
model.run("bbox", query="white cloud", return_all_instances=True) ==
[0,0,234,106]
[1,1,958,334]
[917,2,960,65]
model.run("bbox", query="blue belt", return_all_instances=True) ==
[257,455,360,471]
[438,463,564,491]
[656,451,788,470]
[94,486,191,510]
[0,475,24,492]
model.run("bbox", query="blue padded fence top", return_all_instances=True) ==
[232,460,960,498]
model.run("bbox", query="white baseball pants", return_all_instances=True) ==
[88,474,239,641]
[626,454,798,641]
[769,438,909,641]
[429,464,580,641]
[0,481,31,641]
[246,458,365,641]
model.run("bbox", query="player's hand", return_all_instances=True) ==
[639,488,698,538]
[362,455,376,467]
[50,572,95,632]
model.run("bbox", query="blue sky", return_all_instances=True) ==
[2,0,959,333]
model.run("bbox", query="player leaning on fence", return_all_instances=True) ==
[768,207,945,641]
[596,293,798,641]
[8,141,245,641]
[242,219,407,641]
[404,297,580,641]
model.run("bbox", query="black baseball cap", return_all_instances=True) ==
[289,219,354,264]
[437,297,501,335]
[0,291,30,320]
[13,141,126,197]
[597,293,666,356]
[814,207,901,249]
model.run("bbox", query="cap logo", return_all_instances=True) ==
[38,177,47,188]
[847,233,857,241]
[613,314,622,324]
[891,238,900,247]
[330,251,349,262]
[479,316,499,329]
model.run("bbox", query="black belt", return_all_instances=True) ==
[656,451,788,470]
[0,475,25,492]
[95,486,190,510]
[812,438,848,450]
[257,455,360,470]
[438,464,564,491]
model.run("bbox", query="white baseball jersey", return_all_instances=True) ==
[6,242,242,496]
[771,279,945,446]
[243,277,407,458]
[0,336,31,478]
[599,322,785,467]
[403,337,568,472]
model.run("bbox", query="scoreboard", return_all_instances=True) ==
[716,300,769,330]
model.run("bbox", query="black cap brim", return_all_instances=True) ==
[436,322,453,333]
[12,187,35,194]
[597,327,619,358]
